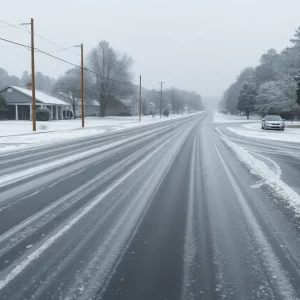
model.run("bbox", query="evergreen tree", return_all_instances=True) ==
[297,81,300,106]
[237,83,257,119]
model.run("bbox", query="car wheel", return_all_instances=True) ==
[281,128,285,131]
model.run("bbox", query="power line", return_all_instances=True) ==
[0,19,162,93]
[0,25,18,29]
[0,19,80,57]
[0,19,28,32]
[33,32,81,57]
[46,46,78,54]
[0,36,29,48]
[0,36,144,90]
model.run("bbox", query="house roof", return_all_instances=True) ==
[118,99,132,106]
[77,100,99,106]
[0,86,69,105]
[148,102,156,108]
[86,100,100,106]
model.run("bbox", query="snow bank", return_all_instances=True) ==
[217,128,300,217]
[0,114,190,136]
[227,123,300,144]
[0,113,203,153]
[213,111,261,123]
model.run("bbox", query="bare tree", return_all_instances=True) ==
[52,68,81,118]
[86,41,134,117]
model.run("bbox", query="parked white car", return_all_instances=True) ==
[262,115,285,131]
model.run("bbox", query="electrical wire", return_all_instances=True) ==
[33,32,81,57]
[0,36,144,89]
[0,25,16,29]
[0,19,162,92]
[0,19,29,33]
[0,19,80,57]
[45,46,78,54]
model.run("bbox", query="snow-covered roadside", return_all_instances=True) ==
[228,123,300,144]
[216,128,300,218]
[213,111,261,123]
[0,113,203,153]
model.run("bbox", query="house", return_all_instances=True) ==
[76,97,138,116]
[148,102,156,114]
[0,85,71,120]
[117,97,138,115]
[106,97,131,116]
[76,100,99,117]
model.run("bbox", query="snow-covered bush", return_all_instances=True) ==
[36,107,51,121]
[162,108,169,117]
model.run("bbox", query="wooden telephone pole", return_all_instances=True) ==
[80,43,84,128]
[159,81,165,118]
[139,75,142,122]
[30,18,36,131]
[172,88,175,115]
[21,18,36,131]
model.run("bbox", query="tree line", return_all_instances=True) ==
[141,88,203,115]
[219,26,300,119]
[0,68,55,93]
[1,40,203,117]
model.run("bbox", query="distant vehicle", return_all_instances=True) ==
[262,115,285,131]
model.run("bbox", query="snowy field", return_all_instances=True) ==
[213,112,261,123]
[0,113,201,153]
[227,122,300,144]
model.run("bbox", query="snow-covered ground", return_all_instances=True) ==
[0,113,201,153]
[213,112,261,123]
[227,122,300,144]
[215,127,300,218]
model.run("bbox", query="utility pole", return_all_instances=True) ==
[29,19,36,131]
[76,43,85,127]
[139,75,142,122]
[172,88,175,115]
[80,43,84,128]
[21,18,36,131]
[182,98,184,116]
[159,81,165,118]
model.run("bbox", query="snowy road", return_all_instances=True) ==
[1,113,300,299]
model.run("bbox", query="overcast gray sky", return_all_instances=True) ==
[1,0,300,97]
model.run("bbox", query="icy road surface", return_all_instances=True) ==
[0,113,300,299]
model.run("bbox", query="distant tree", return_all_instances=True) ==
[20,71,31,87]
[86,40,135,117]
[296,73,300,106]
[256,81,283,114]
[278,74,299,119]
[9,75,21,86]
[254,49,279,85]
[52,68,82,118]
[35,72,55,92]
[297,81,300,107]
[0,68,9,87]
[290,26,300,47]
[237,82,257,119]
[223,67,255,114]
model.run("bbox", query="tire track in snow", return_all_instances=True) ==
[0,129,175,261]
[0,120,194,293]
